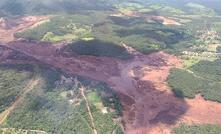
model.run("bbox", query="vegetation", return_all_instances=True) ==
[86,83,122,133]
[14,8,195,54]
[0,0,113,16]
[65,39,132,59]
[191,60,221,81]
[216,46,221,53]
[15,16,92,42]
[1,0,221,133]
[90,82,122,116]
[0,128,40,134]
[186,2,216,15]
[0,64,33,113]
[1,64,122,134]
[1,0,24,15]
[168,60,221,102]
[93,15,193,54]
[173,124,221,134]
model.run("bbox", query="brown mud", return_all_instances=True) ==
[0,16,221,134]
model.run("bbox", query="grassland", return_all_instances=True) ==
[15,16,93,42]
[14,9,195,55]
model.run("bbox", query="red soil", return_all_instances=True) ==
[150,16,181,26]
[114,11,182,26]
[0,17,221,134]
[0,16,49,43]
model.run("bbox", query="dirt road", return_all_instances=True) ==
[0,16,221,134]
[2,42,221,134]
[0,16,49,43]
[80,86,98,134]
[0,78,40,124]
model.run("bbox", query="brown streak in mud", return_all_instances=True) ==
[0,16,49,43]
[0,17,221,134]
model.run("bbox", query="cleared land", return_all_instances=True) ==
[0,38,221,134]
[0,10,221,134]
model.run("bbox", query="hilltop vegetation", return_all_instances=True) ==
[1,0,221,16]
[13,0,221,56]
[65,39,132,59]
[15,11,194,55]
[15,16,93,42]
[186,2,216,15]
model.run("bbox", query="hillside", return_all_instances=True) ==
[0,0,221,134]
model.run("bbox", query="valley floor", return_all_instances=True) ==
[0,16,221,134]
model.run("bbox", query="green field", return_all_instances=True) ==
[14,10,196,55]
[15,16,92,42]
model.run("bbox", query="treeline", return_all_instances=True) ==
[2,64,123,134]
[93,15,193,54]
[15,16,92,42]
[0,64,33,113]
[172,124,221,134]
[15,12,194,55]
[167,59,221,102]
[65,39,132,59]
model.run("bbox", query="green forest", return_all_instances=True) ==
[0,64,123,134]
[1,0,221,134]
[173,124,221,134]
[168,59,221,102]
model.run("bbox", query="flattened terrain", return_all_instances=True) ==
[0,16,49,43]
[0,16,221,134]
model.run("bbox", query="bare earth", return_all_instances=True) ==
[0,16,221,134]
[113,11,182,26]
[0,16,49,43]
[150,16,182,26]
